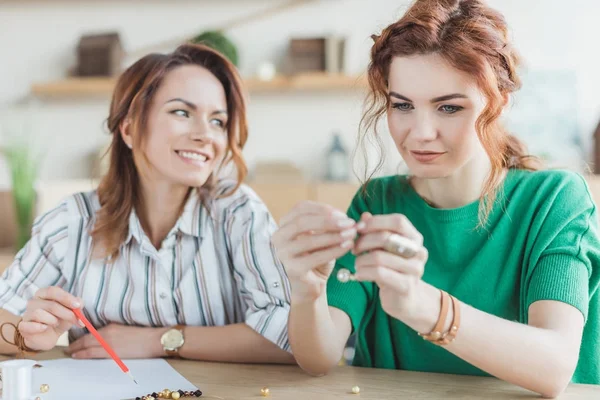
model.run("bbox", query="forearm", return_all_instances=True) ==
[0,309,27,355]
[171,324,295,364]
[404,282,577,398]
[288,294,348,376]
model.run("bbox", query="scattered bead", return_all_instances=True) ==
[352,385,360,394]
[40,384,50,393]
[261,386,270,396]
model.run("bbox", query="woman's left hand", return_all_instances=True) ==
[65,323,164,359]
[353,212,429,320]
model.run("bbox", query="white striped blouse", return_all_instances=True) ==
[0,181,292,351]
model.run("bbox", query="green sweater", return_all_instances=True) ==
[327,169,600,384]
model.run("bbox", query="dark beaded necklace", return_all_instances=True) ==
[135,388,202,400]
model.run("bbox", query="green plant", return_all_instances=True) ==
[4,142,39,251]
[191,30,239,66]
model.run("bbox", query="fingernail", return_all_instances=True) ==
[337,219,355,228]
[341,240,354,249]
[40,324,48,331]
[78,320,85,328]
[332,211,347,219]
[357,222,366,230]
[340,228,356,238]
[72,301,81,308]
[72,352,80,359]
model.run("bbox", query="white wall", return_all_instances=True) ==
[0,0,599,186]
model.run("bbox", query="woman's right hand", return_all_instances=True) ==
[18,287,84,351]
[273,201,357,303]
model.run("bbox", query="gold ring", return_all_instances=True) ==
[383,234,419,258]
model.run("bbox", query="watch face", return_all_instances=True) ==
[161,329,184,351]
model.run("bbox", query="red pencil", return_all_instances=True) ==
[72,308,138,384]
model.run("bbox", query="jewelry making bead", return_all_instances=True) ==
[40,384,50,393]
[337,268,358,283]
[352,385,360,394]
[261,386,270,396]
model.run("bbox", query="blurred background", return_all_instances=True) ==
[0,0,599,266]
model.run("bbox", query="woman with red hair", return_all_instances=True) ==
[0,44,294,364]
[274,0,599,395]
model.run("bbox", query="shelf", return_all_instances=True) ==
[245,73,367,92]
[30,73,367,98]
[31,78,117,97]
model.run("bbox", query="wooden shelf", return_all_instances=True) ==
[31,73,367,98]
[31,78,117,97]
[245,73,367,92]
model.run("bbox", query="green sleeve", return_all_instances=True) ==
[326,185,374,333]
[525,173,600,322]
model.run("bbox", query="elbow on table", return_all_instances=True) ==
[296,359,338,377]
[535,365,575,399]
[538,381,568,399]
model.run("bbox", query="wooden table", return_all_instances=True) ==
[16,348,600,399]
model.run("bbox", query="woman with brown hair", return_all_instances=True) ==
[0,44,294,364]
[273,0,600,395]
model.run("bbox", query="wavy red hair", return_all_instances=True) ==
[360,0,542,225]
[93,43,248,259]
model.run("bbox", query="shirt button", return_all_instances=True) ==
[272,282,280,288]
[159,292,167,299]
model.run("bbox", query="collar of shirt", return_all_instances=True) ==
[123,189,203,257]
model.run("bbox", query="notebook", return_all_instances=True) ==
[25,358,198,400]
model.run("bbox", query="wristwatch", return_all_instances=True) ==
[160,325,185,358]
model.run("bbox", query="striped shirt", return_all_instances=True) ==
[0,181,292,351]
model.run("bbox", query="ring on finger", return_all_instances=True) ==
[383,233,419,258]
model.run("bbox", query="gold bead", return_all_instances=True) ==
[163,390,171,398]
[352,385,360,394]
[40,384,50,393]
[260,386,270,396]
[171,392,181,400]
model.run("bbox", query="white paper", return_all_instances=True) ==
[22,358,198,400]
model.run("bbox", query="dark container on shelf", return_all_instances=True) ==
[76,32,124,77]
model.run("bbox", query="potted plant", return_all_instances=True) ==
[1,108,41,252]
[4,141,39,251]
[191,31,239,66]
